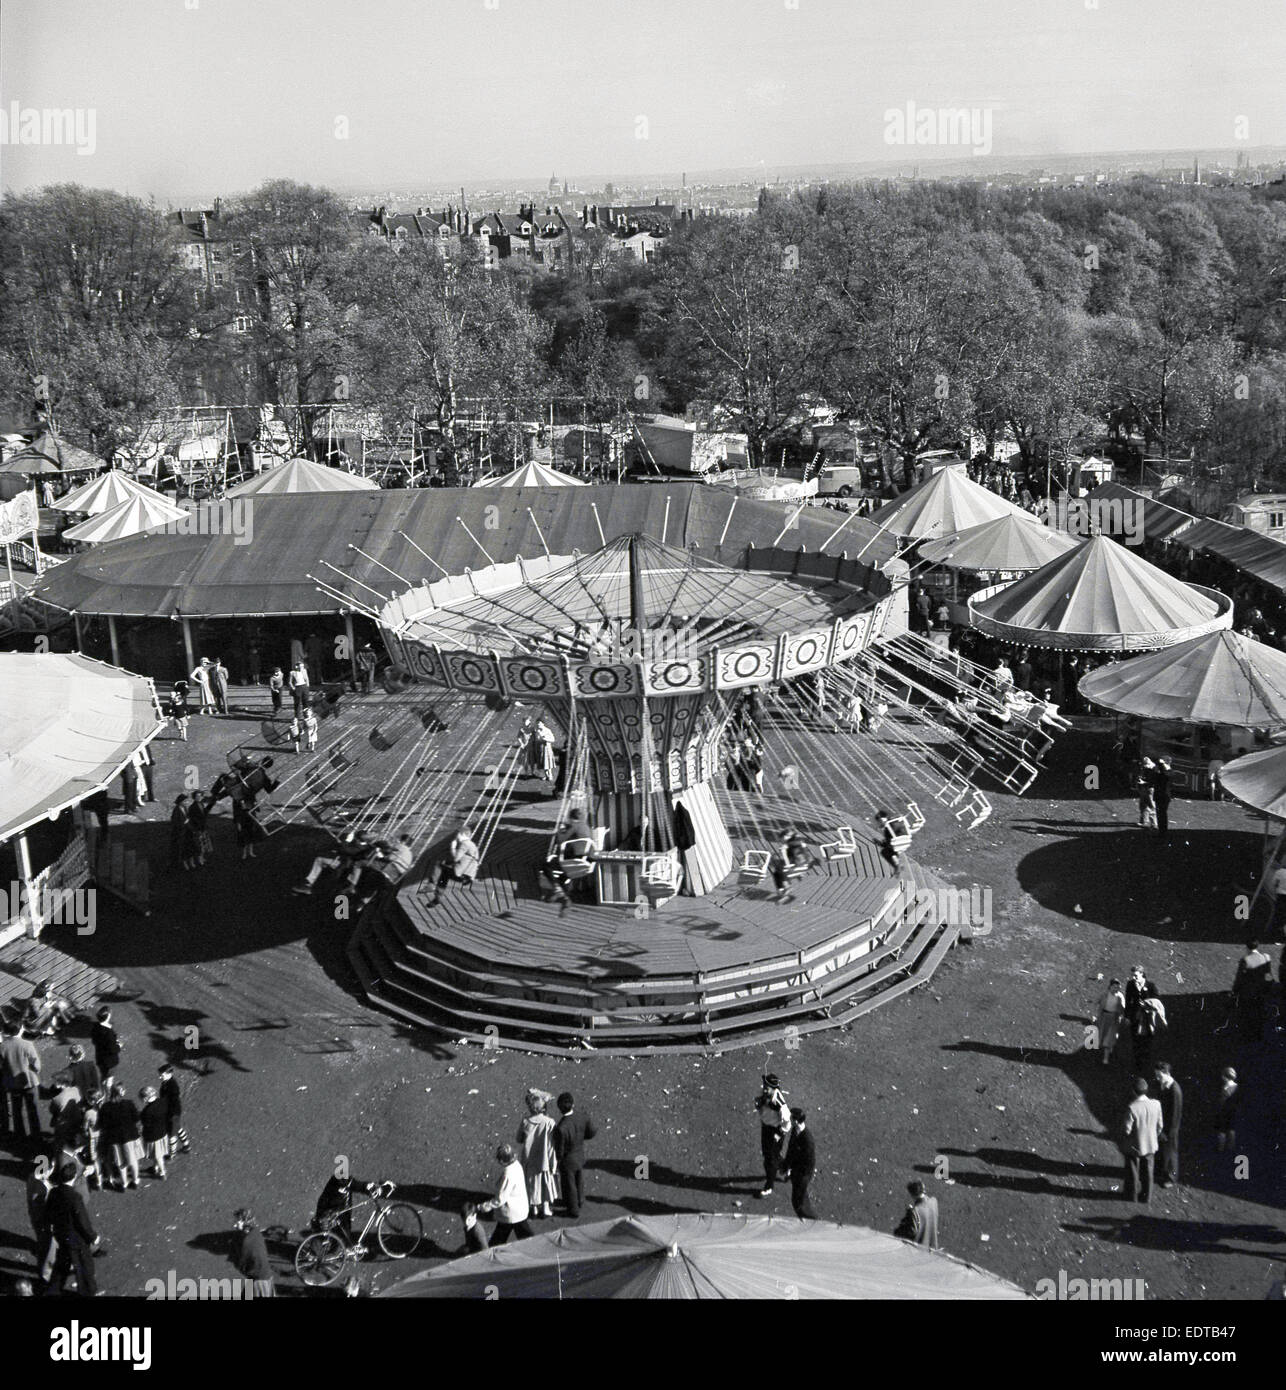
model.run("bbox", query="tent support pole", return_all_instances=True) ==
[72,613,83,652]
[182,617,196,675]
[108,615,121,668]
[15,833,41,939]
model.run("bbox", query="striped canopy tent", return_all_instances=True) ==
[379,1214,1032,1300]
[63,491,187,545]
[0,652,162,845]
[918,513,1083,575]
[1079,630,1286,727]
[866,468,1032,541]
[1218,744,1286,820]
[968,536,1234,652]
[475,459,587,488]
[0,430,103,475]
[224,455,379,497]
[52,469,159,516]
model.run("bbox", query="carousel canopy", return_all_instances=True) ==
[475,459,587,488]
[223,455,379,497]
[0,430,103,475]
[1079,629,1286,727]
[380,1214,1032,1300]
[399,531,870,658]
[1218,744,1286,819]
[866,468,1032,541]
[918,513,1083,573]
[0,652,162,844]
[62,491,187,545]
[969,535,1232,651]
[31,485,898,620]
[52,469,159,516]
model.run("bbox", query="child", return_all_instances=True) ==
[268,667,285,715]
[83,1087,105,1191]
[304,706,319,752]
[1095,977,1126,1065]
[167,694,189,742]
[1214,1067,1238,1152]
[290,713,303,754]
[460,1201,490,1256]
[139,1086,169,1180]
[158,1064,191,1158]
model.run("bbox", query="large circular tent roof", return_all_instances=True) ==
[0,652,162,844]
[0,430,103,475]
[866,468,1032,541]
[1079,629,1286,727]
[62,491,187,545]
[1218,744,1286,819]
[52,469,160,516]
[379,1214,1032,1300]
[918,513,1083,574]
[968,535,1232,651]
[223,455,379,497]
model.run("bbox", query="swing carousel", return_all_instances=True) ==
[310,530,1024,1054]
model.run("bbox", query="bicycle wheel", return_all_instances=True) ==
[376,1203,423,1259]
[295,1231,349,1286]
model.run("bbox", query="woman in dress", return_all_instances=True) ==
[99,1081,143,1190]
[1095,977,1126,1065]
[191,658,215,714]
[516,1090,560,1218]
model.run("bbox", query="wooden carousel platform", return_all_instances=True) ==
[347,787,961,1055]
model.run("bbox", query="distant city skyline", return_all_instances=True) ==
[2,0,1285,199]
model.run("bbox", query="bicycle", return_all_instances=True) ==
[294,1181,424,1287]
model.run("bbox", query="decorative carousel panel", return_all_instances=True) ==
[380,631,409,672]
[643,657,709,696]
[444,650,501,693]
[498,656,567,699]
[782,627,836,677]
[833,611,874,661]
[573,662,640,699]
[715,643,775,689]
[405,640,449,687]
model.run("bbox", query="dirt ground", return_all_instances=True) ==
[1,693,1282,1302]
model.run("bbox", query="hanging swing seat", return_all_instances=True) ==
[935,777,970,807]
[956,790,992,828]
[739,849,772,881]
[820,826,857,861]
[556,838,597,880]
[905,801,926,833]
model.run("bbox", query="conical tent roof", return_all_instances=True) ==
[379,1214,1032,1300]
[0,448,61,475]
[1079,630,1286,726]
[1218,744,1286,819]
[919,513,1083,573]
[0,652,162,844]
[224,456,379,497]
[52,469,159,515]
[63,491,187,544]
[475,459,587,487]
[866,469,1032,540]
[969,535,1232,651]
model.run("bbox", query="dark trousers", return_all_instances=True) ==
[491,1220,534,1245]
[47,1237,96,1296]
[1156,800,1169,835]
[561,1160,585,1217]
[1158,1136,1179,1184]
[791,1172,818,1220]
[760,1127,783,1189]
[1124,1153,1154,1203]
[270,689,283,713]
[292,688,307,718]
[5,1086,41,1138]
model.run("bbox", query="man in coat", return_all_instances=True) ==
[552,1091,597,1218]
[1121,1076,1164,1204]
[1154,1063,1183,1188]
[1,1019,42,1140]
[44,1163,100,1296]
[781,1107,817,1219]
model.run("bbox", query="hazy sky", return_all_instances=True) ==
[2,0,1284,199]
